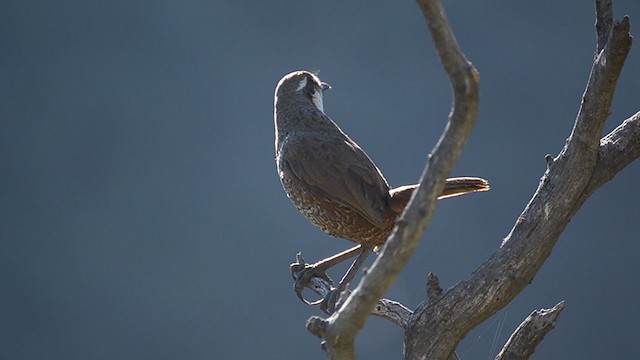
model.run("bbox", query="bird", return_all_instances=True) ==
[274,70,489,313]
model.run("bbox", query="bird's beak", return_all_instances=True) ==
[321,82,331,91]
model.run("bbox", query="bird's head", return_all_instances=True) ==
[274,71,331,113]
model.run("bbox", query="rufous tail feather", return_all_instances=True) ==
[389,177,490,213]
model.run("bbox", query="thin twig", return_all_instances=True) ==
[495,301,566,360]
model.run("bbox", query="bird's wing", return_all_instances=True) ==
[282,132,390,228]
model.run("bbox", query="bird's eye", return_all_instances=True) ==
[306,77,320,94]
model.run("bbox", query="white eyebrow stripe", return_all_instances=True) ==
[296,77,308,92]
[311,90,324,113]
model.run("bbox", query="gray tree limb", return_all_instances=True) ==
[305,0,480,357]
[404,0,633,358]
[494,301,565,360]
[583,111,640,198]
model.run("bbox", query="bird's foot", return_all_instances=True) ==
[290,253,335,305]
[320,286,351,315]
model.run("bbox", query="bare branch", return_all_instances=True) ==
[404,1,634,358]
[426,272,443,303]
[309,0,480,357]
[584,111,640,196]
[564,8,631,165]
[495,301,565,360]
[596,0,613,53]
[417,0,477,91]
[372,299,413,329]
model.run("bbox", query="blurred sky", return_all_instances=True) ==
[1,1,639,359]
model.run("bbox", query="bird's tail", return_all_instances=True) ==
[389,177,490,213]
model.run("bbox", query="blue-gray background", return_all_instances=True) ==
[2,1,639,359]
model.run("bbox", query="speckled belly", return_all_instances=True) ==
[279,170,395,247]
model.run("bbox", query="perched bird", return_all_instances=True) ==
[274,70,489,312]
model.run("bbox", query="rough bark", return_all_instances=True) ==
[495,302,565,360]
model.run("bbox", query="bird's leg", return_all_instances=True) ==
[291,245,364,305]
[321,245,374,315]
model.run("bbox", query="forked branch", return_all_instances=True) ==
[405,0,634,357]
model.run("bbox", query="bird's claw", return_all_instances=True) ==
[290,253,335,305]
[320,287,350,315]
